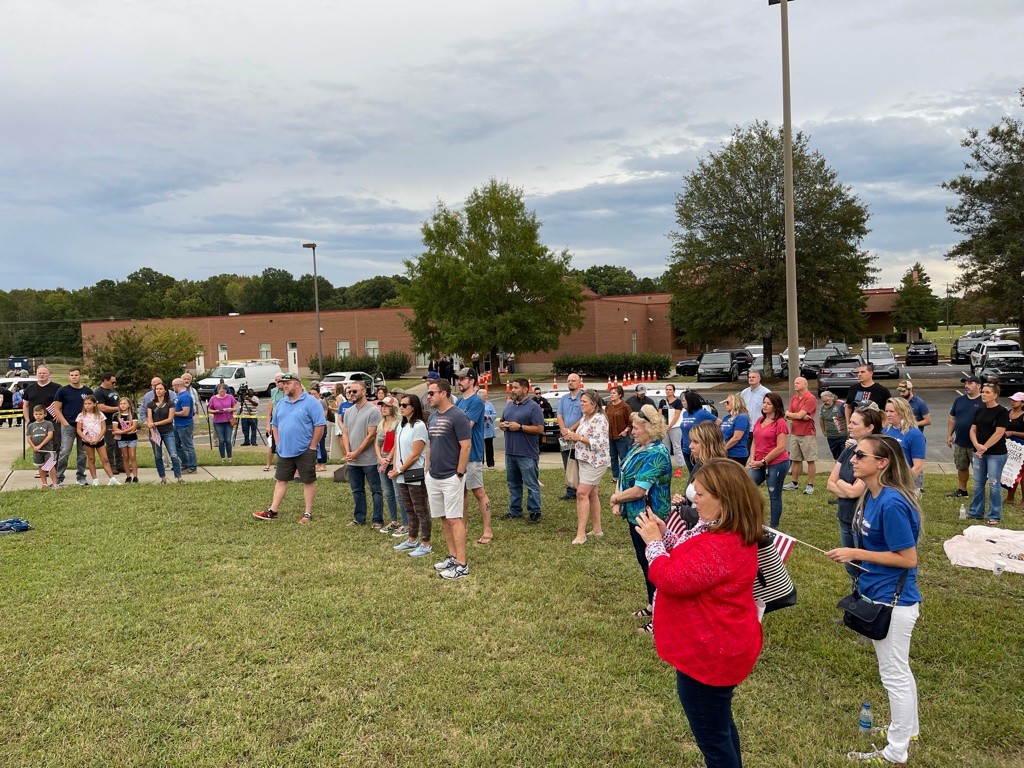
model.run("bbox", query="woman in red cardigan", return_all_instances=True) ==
[635,458,764,768]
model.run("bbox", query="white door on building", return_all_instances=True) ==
[195,353,205,372]
[287,342,299,375]
[218,344,228,362]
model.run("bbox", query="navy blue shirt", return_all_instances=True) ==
[502,398,543,460]
[949,394,983,447]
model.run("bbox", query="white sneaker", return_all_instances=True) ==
[803,485,815,495]
[782,482,799,491]
[91,478,99,487]
[439,563,469,580]
[433,555,457,571]
[107,477,121,486]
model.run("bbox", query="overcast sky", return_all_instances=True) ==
[4,1,1023,295]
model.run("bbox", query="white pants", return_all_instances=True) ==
[872,602,920,764]
[666,427,683,468]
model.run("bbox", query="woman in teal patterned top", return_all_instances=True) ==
[610,403,672,633]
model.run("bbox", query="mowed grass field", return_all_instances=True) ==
[1,469,1023,767]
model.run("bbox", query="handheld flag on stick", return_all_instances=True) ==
[765,526,867,571]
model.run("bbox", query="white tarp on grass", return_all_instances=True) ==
[943,525,1024,574]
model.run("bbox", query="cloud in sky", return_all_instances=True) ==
[2,0,1023,293]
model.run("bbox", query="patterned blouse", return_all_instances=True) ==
[575,413,610,468]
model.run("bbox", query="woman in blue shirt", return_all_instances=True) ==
[679,390,716,479]
[827,435,921,766]
[719,394,750,465]
[882,397,926,492]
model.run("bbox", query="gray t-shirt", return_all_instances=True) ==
[428,407,471,480]
[344,401,383,466]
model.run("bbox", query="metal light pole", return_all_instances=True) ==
[303,242,324,378]
[770,0,800,389]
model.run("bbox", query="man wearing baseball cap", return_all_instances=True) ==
[626,383,651,413]
[421,370,440,418]
[898,380,931,432]
[946,376,983,498]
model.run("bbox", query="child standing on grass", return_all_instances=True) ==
[113,397,139,483]
[27,405,57,489]
[77,395,120,486]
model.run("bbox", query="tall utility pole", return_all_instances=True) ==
[303,243,324,378]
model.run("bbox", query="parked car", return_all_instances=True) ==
[196,360,284,398]
[696,351,741,382]
[865,347,900,379]
[905,339,939,366]
[675,356,701,376]
[751,354,787,379]
[977,353,1024,396]
[990,327,1020,340]
[317,370,388,396]
[950,336,980,364]
[715,349,754,375]
[817,355,864,397]
[781,346,807,364]
[969,340,1022,375]
[800,348,841,379]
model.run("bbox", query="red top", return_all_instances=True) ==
[752,417,790,465]
[788,391,817,436]
[382,430,396,453]
[650,530,762,687]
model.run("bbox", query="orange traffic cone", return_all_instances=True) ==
[606,376,612,391]
[552,377,558,391]
[505,381,511,396]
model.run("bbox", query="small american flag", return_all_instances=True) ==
[770,529,796,563]
[150,430,162,446]
[40,452,56,472]
[666,508,687,536]
[45,402,58,418]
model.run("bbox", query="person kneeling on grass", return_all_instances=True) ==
[253,374,326,524]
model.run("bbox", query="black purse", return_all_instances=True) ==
[836,569,908,640]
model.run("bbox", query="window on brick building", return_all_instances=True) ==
[364,339,379,359]
[218,344,228,362]
[259,342,272,360]
[336,340,350,359]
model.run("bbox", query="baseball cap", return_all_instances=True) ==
[635,384,646,393]
[961,375,982,384]
[897,380,912,391]
[1008,391,1024,402]
[456,367,478,381]
[280,373,299,382]
[382,395,398,407]
[423,371,440,380]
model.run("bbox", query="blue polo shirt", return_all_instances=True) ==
[271,391,327,458]
[173,391,195,428]
[502,397,543,460]
[557,391,583,433]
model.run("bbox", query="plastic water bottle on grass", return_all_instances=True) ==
[859,702,873,736]
[959,503,967,521]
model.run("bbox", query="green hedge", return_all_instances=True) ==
[307,351,412,381]
[551,353,672,379]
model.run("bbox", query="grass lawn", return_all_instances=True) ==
[1,470,1022,767]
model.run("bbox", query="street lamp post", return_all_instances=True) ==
[770,0,800,389]
[303,243,325,378]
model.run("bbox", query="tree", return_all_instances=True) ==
[401,179,585,381]
[666,122,875,355]
[571,265,642,296]
[944,87,1024,338]
[892,262,939,339]
[83,324,200,401]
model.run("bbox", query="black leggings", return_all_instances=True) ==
[629,520,655,606]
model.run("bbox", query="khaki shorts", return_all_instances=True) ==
[465,461,484,490]
[789,434,818,462]
[426,472,465,519]
[953,444,973,471]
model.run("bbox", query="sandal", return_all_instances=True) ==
[636,622,654,635]
[476,535,493,545]
[632,607,653,618]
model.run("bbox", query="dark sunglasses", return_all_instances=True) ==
[637,411,652,424]
[399,402,412,408]
[851,450,883,461]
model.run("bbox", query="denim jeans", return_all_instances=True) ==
[676,671,742,768]
[175,422,196,471]
[214,422,233,459]
[970,452,1008,521]
[749,459,791,528]
[506,454,541,517]
[609,435,633,480]
[152,431,182,479]
[348,463,383,525]
[241,416,257,445]
[57,423,87,484]
[380,467,409,525]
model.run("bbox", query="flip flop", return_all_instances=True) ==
[476,535,493,545]
[632,607,652,618]
[262,467,271,472]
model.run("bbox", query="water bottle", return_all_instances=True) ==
[959,503,967,521]
[859,702,873,736]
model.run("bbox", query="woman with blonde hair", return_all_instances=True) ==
[564,389,610,544]
[882,397,926,488]
[827,435,922,765]
[376,396,409,535]
[719,394,750,465]
[635,458,763,767]
[609,404,671,633]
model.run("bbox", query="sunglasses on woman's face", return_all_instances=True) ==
[851,450,882,461]
[399,402,411,408]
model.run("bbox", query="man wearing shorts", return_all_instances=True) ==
[425,379,471,580]
[253,373,326,523]
[783,376,818,494]
[456,367,493,545]
[947,375,983,499]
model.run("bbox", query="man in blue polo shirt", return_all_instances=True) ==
[556,373,583,501]
[500,377,545,523]
[172,378,198,474]
[254,374,326,523]
[946,375,983,499]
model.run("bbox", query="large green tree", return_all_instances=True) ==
[666,121,875,354]
[944,87,1024,337]
[401,179,585,380]
[892,262,940,340]
[83,325,200,401]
